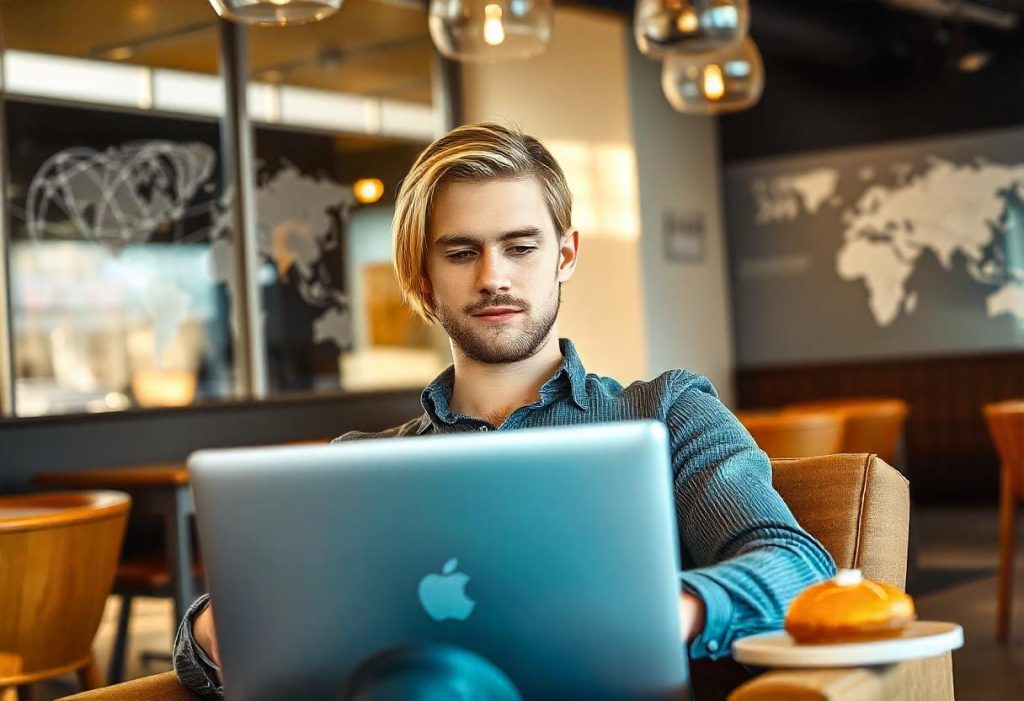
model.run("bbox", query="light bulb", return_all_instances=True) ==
[483,4,506,46]
[677,9,699,33]
[429,0,552,63]
[661,37,764,115]
[636,0,748,58]
[702,63,725,100]
[353,178,385,205]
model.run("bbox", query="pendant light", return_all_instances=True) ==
[429,0,553,63]
[635,0,748,58]
[661,37,764,115]
[209,0,343,26]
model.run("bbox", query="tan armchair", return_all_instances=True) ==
[724,453,954,700]
[62,454,953,701]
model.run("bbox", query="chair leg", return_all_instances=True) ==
[1,687,21,701]
[76,655,102,690]
[997,464,1016,643]
[109,594,133,684]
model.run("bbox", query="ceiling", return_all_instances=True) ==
[1,0,1021,108]
[576,0,1024,73]
[0,0,434,104]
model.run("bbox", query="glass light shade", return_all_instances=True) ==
[209,0,342,26]
[429,0,553,63]
[635,0,748,58]
[661,37,763,115]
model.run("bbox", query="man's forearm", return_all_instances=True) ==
[679,535,835,660]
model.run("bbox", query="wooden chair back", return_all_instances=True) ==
[984,400,1024,498]
[787,398,910,467]
[0,491,130,686]
[736,410,844,458]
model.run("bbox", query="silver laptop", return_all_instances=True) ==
[188,420,690,700]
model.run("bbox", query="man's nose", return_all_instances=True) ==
[476,248,512,295]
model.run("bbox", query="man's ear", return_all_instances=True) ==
[557,228,580,283]
[420,275,433,296]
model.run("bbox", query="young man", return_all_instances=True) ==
[173,122,836,698]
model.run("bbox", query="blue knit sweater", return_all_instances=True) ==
[173,338,836,697]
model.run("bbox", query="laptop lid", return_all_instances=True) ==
[189,419,690,701]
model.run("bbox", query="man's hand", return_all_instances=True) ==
[192,602,221,668]
[678,591,706,643]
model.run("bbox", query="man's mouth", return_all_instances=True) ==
[471,307,523,321]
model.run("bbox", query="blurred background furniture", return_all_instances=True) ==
[63,453,953,701]
[35,464,199,684]
[1,491,130,700]
[107,555,205,684]
[786,398,910,470]
[735,410,844,458]
[983,399,1024,644]
[37,439,329,684]
[34,465,197,623]
[784,397,919,577]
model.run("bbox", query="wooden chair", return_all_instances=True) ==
[0,491,131,700]
[983,399,1024,643]
[736,410,844,458]
[786,398,910,468]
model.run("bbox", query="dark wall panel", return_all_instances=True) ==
[719,4,1024,505]
[721,2,1024,162]
[736,352,1024,504]
[0,391,423,493]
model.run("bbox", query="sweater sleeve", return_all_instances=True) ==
[172,594,224,698]
[666,373,836,659]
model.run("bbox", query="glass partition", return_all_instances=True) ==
[0,0,454,416]
[247,2,451,394]
[2,0,234,416]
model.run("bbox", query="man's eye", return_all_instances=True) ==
[447,251,475,262]
[508,246,536,256]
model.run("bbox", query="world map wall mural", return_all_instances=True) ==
[724,126,1024,366]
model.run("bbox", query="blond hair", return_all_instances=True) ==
[393,122,572,323]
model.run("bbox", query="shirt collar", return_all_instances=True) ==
[419,338,590,428]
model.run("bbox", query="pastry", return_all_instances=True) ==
[784,569,916,644]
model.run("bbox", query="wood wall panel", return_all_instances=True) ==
[735,352,1024,504]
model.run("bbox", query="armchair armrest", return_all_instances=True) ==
[728,651,954,701]
[58,671,200,701]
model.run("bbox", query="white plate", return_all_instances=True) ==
[732,621,963,668]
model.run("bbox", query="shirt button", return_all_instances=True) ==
[478,426,489,431]
[706,640,719,653]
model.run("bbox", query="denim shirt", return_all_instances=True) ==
[173,338,835,698]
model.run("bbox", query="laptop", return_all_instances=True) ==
[188,420,691,700]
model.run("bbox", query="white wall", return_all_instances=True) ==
[460,8,648,383]
[458,9,735,400]
[625,35,736,404]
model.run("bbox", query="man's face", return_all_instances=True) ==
[424,177,577,364]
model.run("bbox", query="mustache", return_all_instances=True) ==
[464,294,530,315]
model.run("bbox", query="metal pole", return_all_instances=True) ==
[0,44,16,416]
[218,19,266,399]
[430,47,460,135]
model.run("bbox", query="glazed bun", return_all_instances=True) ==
[785,569,916,644]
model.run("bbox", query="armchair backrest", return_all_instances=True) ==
[771,453,910,590]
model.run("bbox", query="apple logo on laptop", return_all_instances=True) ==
[418,558,476,621]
